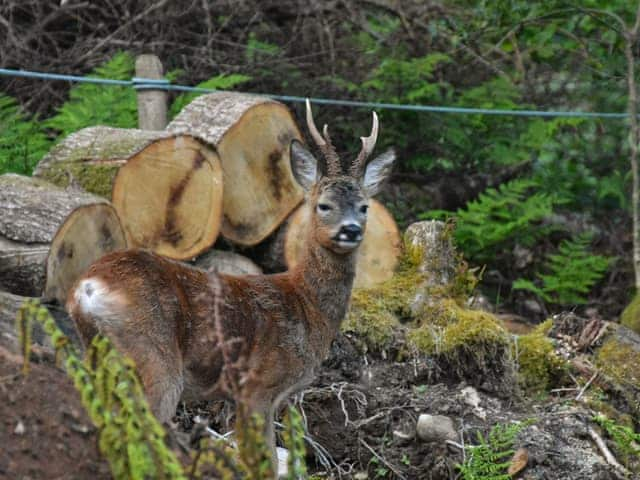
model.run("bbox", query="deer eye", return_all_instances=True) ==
[359,205,369,214]
[317,203,333,212]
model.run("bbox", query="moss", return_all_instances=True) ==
[407,298,508,356]
[514,320,567,394]
[39,162,118,198]
[595,337,640,420]
[621,293,640,334]
[596,338,640,390]
[342,243,425,350]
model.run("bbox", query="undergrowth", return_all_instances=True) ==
[16,299,308,479]
[0,94,52,175]
[425,178,562,263]
[594,415,640,470]
[458,420,533,480]
[513,233,614,306]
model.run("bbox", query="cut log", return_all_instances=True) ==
[192,250,262,276]
[284,200,402,288]
[167,92,304,246]
[111,135,223,260]
[0,174,125,299]
[34,126,176,197]
[44,204,126,305]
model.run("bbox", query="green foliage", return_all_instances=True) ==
[513,234,614,305]
[45,52,138,136]
[458,420,533,480]
[594,415,640,468]
[425,179,561,262]
[0,93,52,175]
[16,299,310,479]
[169,73,251,119]
[17,299,185,479]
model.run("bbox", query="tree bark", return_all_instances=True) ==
[626,4,640,289]
[33,126,175,198]
[167,92,305,246]
[0,291,77,353]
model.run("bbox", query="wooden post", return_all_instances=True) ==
[135,54,167,130]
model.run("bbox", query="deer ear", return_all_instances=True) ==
[363,148,395,196]
[290,140,318,191]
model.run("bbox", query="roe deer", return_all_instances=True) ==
[66,99,395,472]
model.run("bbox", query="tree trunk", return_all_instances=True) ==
[0,291,77,353]
[167,92,304,246]
[0,175,124,299]
[33,126,176,198]
[192,249,262,276]
[44,203,126,305]
[283,200,402,288]
[625,5,640,290]
[110,133,223,260]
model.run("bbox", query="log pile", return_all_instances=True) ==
[0,92,403,351]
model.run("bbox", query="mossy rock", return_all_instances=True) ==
[514,320,567,395]
[594,330,640,420]
[621,293,640,334]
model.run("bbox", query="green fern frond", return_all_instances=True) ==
[513,233,614,305]
[45,52,138,136]
[458,420,533,480]
[0,93,52,175]
[424,178,562,262]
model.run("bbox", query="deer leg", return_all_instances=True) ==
[242,394,279,478]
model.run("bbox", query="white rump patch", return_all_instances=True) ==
[74,278,123,321]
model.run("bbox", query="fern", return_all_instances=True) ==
[458,420,533,480]
[45,52,138,136]
[425,178,562,262]
[17,299,185,479]
[0,93,51,175]
[594,415,640,468]
[513,234,614,305]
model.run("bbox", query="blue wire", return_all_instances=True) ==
[0,66,630,119]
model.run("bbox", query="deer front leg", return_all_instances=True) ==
[241,392,279,478]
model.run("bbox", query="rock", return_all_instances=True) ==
[416,414,457,443]
[14,420,25,435]
[460,386,481,409]
[404,220,458,315]
[405,221,456,287]
[523,299,544,316]
[460,386,487,419]
[513,244,533,270]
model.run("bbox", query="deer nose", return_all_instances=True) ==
[339,223,363,242]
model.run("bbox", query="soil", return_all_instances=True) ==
[0,346,110,480]
[0,331,634,480]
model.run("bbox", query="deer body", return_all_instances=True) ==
[66,100,394,473]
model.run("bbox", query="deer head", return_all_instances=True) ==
[289,100,396,254]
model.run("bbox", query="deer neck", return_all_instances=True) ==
[294,231,357,330]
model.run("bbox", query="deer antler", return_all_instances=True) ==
[351,111,379,176]
[305,99,341,176]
